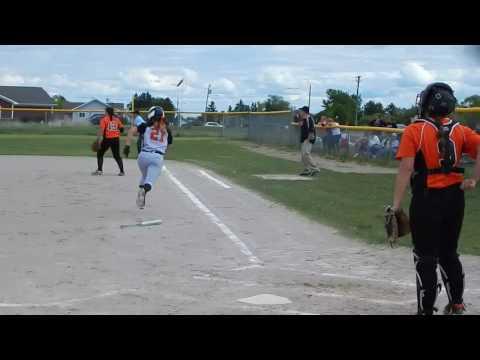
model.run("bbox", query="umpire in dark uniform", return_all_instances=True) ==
[296,106,320,176]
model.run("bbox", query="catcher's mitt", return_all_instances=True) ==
[384,206,411,248]
[91,140,100,152]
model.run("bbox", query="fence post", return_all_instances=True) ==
[11,105,14,120]
[247,112,251,141]
[221,112,225,138]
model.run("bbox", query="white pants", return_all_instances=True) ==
[301,141,318,170]
[137,151,164,188]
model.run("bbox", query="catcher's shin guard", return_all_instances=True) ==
[414,252,441,315]
[439,253,465,305]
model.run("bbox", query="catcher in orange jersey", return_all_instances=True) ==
[392,83,480,315]
[92,107,125,176]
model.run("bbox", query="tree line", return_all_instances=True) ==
[54,91,480,126]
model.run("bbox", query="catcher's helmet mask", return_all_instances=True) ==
[416,82,456,118]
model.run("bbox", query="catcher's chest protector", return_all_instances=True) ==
[411,119,464,193]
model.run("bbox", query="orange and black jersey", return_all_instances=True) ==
[100,115,124,139]
[396,118,480,189]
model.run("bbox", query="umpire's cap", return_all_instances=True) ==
[298,106,310,113]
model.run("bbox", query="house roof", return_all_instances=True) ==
[72,99,124,111]
[63,101,84,109]
[0,86,55,106]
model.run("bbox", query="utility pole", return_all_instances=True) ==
[205,84,212,112]
[355,76,361,126]
[175,79,184,128]
[308,82,312,109]
[177,97,180,127]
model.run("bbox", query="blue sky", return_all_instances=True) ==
[1,45,479,113]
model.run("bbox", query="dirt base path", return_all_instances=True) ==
[239,142,397,174]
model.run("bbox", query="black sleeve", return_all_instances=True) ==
[120,127,124,134]
[137,123,147,135]
[308,116,315,132]
[167,128,173,145]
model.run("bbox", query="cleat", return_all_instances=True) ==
[417,307,438,316]
[118,171,125,176]
[91,170,103,176]
[299,169,312,176]
[309,168,321,176]
[136,188,146,209]
[443,303,466,315]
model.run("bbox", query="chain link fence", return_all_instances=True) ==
[2,107,479,167]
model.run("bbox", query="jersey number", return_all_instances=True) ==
[150,130,165,142]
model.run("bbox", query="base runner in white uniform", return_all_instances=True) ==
[123,106,173,209]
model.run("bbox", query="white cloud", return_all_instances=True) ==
[212,78,236,93]
[0,70,26,86]
[50,74,77,87]
[120,67,199,94]
[400,62,436,85]
[257,66,305,88]
[182,68,199,83]
[285,94,301,102]
[79,81,120,95]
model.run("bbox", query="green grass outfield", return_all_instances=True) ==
[1,134,479,256]
[0,124,222,137]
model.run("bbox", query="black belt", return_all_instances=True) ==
[142,150,164,155]
[427,167,464,175]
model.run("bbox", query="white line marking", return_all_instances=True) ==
[275,267,480,293]
[165,167,261,264]
[198,170,231,189]
[280,310,320,315]
[320,272,416,287]
[0,289,141,308]
[231,264,263,271]
[193,275,258,287]
[308,292,417,306]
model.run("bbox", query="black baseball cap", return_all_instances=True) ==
[298,106,309,113]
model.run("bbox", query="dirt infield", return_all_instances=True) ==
[1,155,479,315]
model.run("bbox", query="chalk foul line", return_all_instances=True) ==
[198,170,232,189]
[165,167,261,265]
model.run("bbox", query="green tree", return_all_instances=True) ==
[385,103,399,116]
[127,92,176,112]
[321,89,358,124]
[257,95,290,111]
[394,106,417,124]
[461,95,480,107]
[250,102,258,112]
[154,97,175,112]
[363,100,384,116]
[233,99,250,112]
[206,101,217,112]
[228,105,233,112]
[52,95,66,108]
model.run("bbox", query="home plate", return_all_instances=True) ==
[237,294,292,305]
[253,174,313,181]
